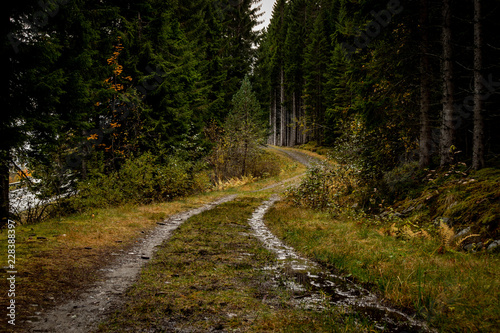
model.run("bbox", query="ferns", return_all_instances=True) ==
[438,221,455,249]
[437,221,480,253]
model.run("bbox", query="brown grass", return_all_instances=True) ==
[0,192,229,332]
[264,201,500,332]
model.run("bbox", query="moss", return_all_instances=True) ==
[384,167,500,242]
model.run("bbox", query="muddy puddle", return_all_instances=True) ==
[249,196,434,333]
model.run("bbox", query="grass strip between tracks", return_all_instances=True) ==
[96,196,380,333]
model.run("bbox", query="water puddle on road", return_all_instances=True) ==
[249,196,434,333]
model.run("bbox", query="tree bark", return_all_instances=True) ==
[280,67,286,146]
[0,151,10,228]
[440,0,455,166]
[301,94,307,144]
[274,88,278,145]
[472,0,485,170]
[269,89,274,145]
[419,0,432,168]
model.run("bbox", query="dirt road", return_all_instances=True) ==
[26,148,431,332]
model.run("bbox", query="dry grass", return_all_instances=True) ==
[264,201,500,332]
[96,197,379,332]
[0,147,304,332]
[270,145,329,161]
[0,191,230,332]
[213,176,258,191]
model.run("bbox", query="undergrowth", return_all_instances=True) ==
[287,155,499,248]
[265,201,500,332]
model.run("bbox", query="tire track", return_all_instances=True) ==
[248,196,434,333]
[28,195,237,333]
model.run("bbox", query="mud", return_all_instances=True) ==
[248,196,435,333]
[27,195,237,333]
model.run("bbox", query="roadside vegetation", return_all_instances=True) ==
[96,197,380,333]
[0,148,301,333]
[287,146,499,248]
[2,145,499,332]
[280,143,499,331]
[265,200,500,331]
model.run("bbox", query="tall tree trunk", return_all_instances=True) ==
[440,0,455,166]
[0,151,10,228]
[273,88,278,145]
[301,95,307,144]
[419,0,432,168]
[291,92,297,146]
[317,77,323,145]
[269,89,274,145]
[280,67,286,146]
[267,92,274,145]
[242,142,248,176]
[472,0,485,170]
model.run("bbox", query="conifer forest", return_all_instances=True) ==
[1,1,500,332]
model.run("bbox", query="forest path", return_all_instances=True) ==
[27,148,431,333]
[27,195,238,333]
[26,148,315,333]
[265,145,321,168]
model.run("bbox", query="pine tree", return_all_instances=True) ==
[472,0,484,170]
[221,0,263,109]
[284,0,308,146]
[419,0,432,168]
[1,0,119,225]
[267,0,288,146]
[224,76,266,176]
[440,0,456,166]
[303,7,329,144]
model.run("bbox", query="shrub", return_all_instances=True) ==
[246,149,281,179]
[381,162,422,201]
[67,152,203,212]
[287,160,360,211]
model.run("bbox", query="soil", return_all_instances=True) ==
[27,195,237,333]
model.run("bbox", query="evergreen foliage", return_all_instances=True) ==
[254,0,500,177]
[1,0,264,225]
[3,0,500,226]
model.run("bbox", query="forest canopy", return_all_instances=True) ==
[2,0,500,226]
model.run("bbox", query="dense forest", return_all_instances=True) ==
[2,0,500,227]
[256,0,500,171]
[1,0,264,225]
[2,2,500,331]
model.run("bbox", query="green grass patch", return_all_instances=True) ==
[265,201,500,332]
[390,167,500,244]
[96,197,380,332]
[0,191,231,333]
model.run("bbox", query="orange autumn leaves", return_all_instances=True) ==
[87,36,137,158]
[105,36,132,93]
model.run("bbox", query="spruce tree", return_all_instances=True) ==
[225,76,266,176]
[284,0,307,146]
[303,8,329,144]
